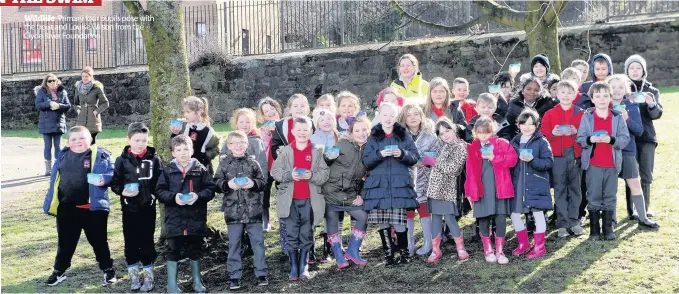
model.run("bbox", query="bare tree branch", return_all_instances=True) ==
[473,0,527,30]
[545,0,568,24]
[390,0,492,32]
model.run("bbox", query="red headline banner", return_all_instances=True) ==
[0,0,102,6]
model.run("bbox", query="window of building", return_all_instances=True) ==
[266,35,271,53]
[242,29,249,55]
[86,27,97,52]
[196,22,206,42]
[21,26,42,65]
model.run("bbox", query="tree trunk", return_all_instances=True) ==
[124,1,191,240]
[524,1,562,74]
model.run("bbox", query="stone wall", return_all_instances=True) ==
[1,70,150,129]
[2,17,678,129]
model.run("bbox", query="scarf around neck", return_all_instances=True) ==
[78,80,95,94]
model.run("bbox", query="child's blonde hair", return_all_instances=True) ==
[556,80,578,92]
[230,108,258,135]
[348,116,372,134]
[571,59,588,68]
[312,108,338,131]
[378,102,399,116]
[561,67,582,82]
[285,93,310,117]
[472,117,498,137]
[398,103,434,134]
[315,94,337,114]
[476,93,498,107]
[183,96,211,125]
[257,97,282,123]
[424,77,452,116]
[605,74,633,96]
[336,91,361,115]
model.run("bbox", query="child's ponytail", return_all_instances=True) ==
[182,96,212,126]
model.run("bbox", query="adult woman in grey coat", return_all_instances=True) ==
[398,103,438,257]
[35,73,71,175]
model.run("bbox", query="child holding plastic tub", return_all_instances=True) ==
[222,108,269,230]
[43,126,116,287]
[606,74,659,229]
[363,102,420,266]
[336,91,362,133]
[214,131,269,290]
[310,107,342,262]
[156,134,216,293]
[257,97,283,231]
[169,96,221,174]
[464,117,518,265]
[576,82,630,241]
[271,117,329,280]
[270,94,313,259]
[372,87,405,127]
[625,54,663,220]
[425,117,468,263]
[110,122,163,292]
[397,103,438,257]
[509,109,554,259]
[540,80,586,238]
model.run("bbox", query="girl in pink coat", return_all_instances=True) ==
[465,117,518,264]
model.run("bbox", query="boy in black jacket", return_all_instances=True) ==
[214,131,268,290]
[110,122,163,292]
[156,134,216,293]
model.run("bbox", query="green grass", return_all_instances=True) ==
[2,88,679,292]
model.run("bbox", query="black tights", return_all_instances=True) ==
[478,214,507,238]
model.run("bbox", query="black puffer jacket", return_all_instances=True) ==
[110,146,163,212]
[505,95,556,136]
[213,153,266,224]
[156,159,216,238]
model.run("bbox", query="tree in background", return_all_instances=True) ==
[123,0,192,240]
[391,0,569,73]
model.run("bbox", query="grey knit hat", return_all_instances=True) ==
[624,54,647,80]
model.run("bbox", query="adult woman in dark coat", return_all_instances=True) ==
[73,66,109,144]
[35,73,71,176]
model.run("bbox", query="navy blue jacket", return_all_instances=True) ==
[510,131,554,210]
[362,123,420,210]
[617,99,644,156]
[34,86,71,134]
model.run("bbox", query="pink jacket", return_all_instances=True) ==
[464,136,518,202]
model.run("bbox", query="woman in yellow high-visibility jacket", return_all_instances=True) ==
[390,54,429,105]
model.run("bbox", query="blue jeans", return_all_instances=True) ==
[43,133,62,161]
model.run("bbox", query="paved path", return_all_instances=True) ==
[1,137,53,202]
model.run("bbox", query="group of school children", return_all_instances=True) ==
[42,52,662,292]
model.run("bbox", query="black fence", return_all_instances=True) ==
[3,0,679,75]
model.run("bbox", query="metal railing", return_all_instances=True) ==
[3,0,678,75]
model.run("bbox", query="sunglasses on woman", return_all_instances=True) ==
[47,80,57,83]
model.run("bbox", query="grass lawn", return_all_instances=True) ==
[2,88,679,292]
